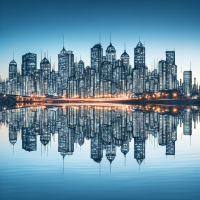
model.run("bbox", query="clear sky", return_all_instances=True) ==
[0,0,200,83]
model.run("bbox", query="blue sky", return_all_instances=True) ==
[0,0,200,82]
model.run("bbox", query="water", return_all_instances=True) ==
[0,104,200,200]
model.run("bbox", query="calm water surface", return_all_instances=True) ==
[0,105,200,200]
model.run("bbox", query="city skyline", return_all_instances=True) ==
[1,39,199,98]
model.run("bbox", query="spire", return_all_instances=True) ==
[124,42,126,52]
[63,34,64,48]
[99,32,101,44]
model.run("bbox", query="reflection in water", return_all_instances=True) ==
[0,105,199,166]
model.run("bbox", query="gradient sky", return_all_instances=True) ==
[0,0,200,83]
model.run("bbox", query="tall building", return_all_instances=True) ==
[120,50,130,74]
[40,57,51,95]
[58,47,68,90]
[9,60,17,80]
[183,71,192,97]
[166,51,177,90]
[106,43,116,64]
[91,43,103,72]
[134,41,145,69]
[21,53,37,76]
[9,59,18,95]
[133,41,147,93]
[159,60,167,90]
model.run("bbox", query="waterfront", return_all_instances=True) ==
[0,104,200,200]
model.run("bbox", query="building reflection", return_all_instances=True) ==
[1,104,199,165]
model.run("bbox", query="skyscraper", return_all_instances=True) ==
[133,41,147,93]
[40,57,51,95]
[9,59,18,95]
[91,43,103,72]
[134,41,145,69]
[9,60,17,80]
[166,51,177,90]
[58,47,68,88]
[183,71,192,97]
[21,53,37,76]
[159,60,167,91]
[120,50,130,74]
[106,43,116,64]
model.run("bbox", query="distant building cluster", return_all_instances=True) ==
[0,41,199,98]
[0,105,198,164]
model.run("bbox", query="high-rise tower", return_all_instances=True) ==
[21,53,37,76]
[106,43,116,64]
[134,41,145,69]
[91,43,103,72]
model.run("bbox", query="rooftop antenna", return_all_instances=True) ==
[124,42,126,52]
[99,32,101,44]
[157,58,158,70]
[63,34,64,48]
[80,55,81,61]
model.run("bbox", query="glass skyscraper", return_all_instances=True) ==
[91,43,103,72]
[183,71,192,97]
[21,53,37,76]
